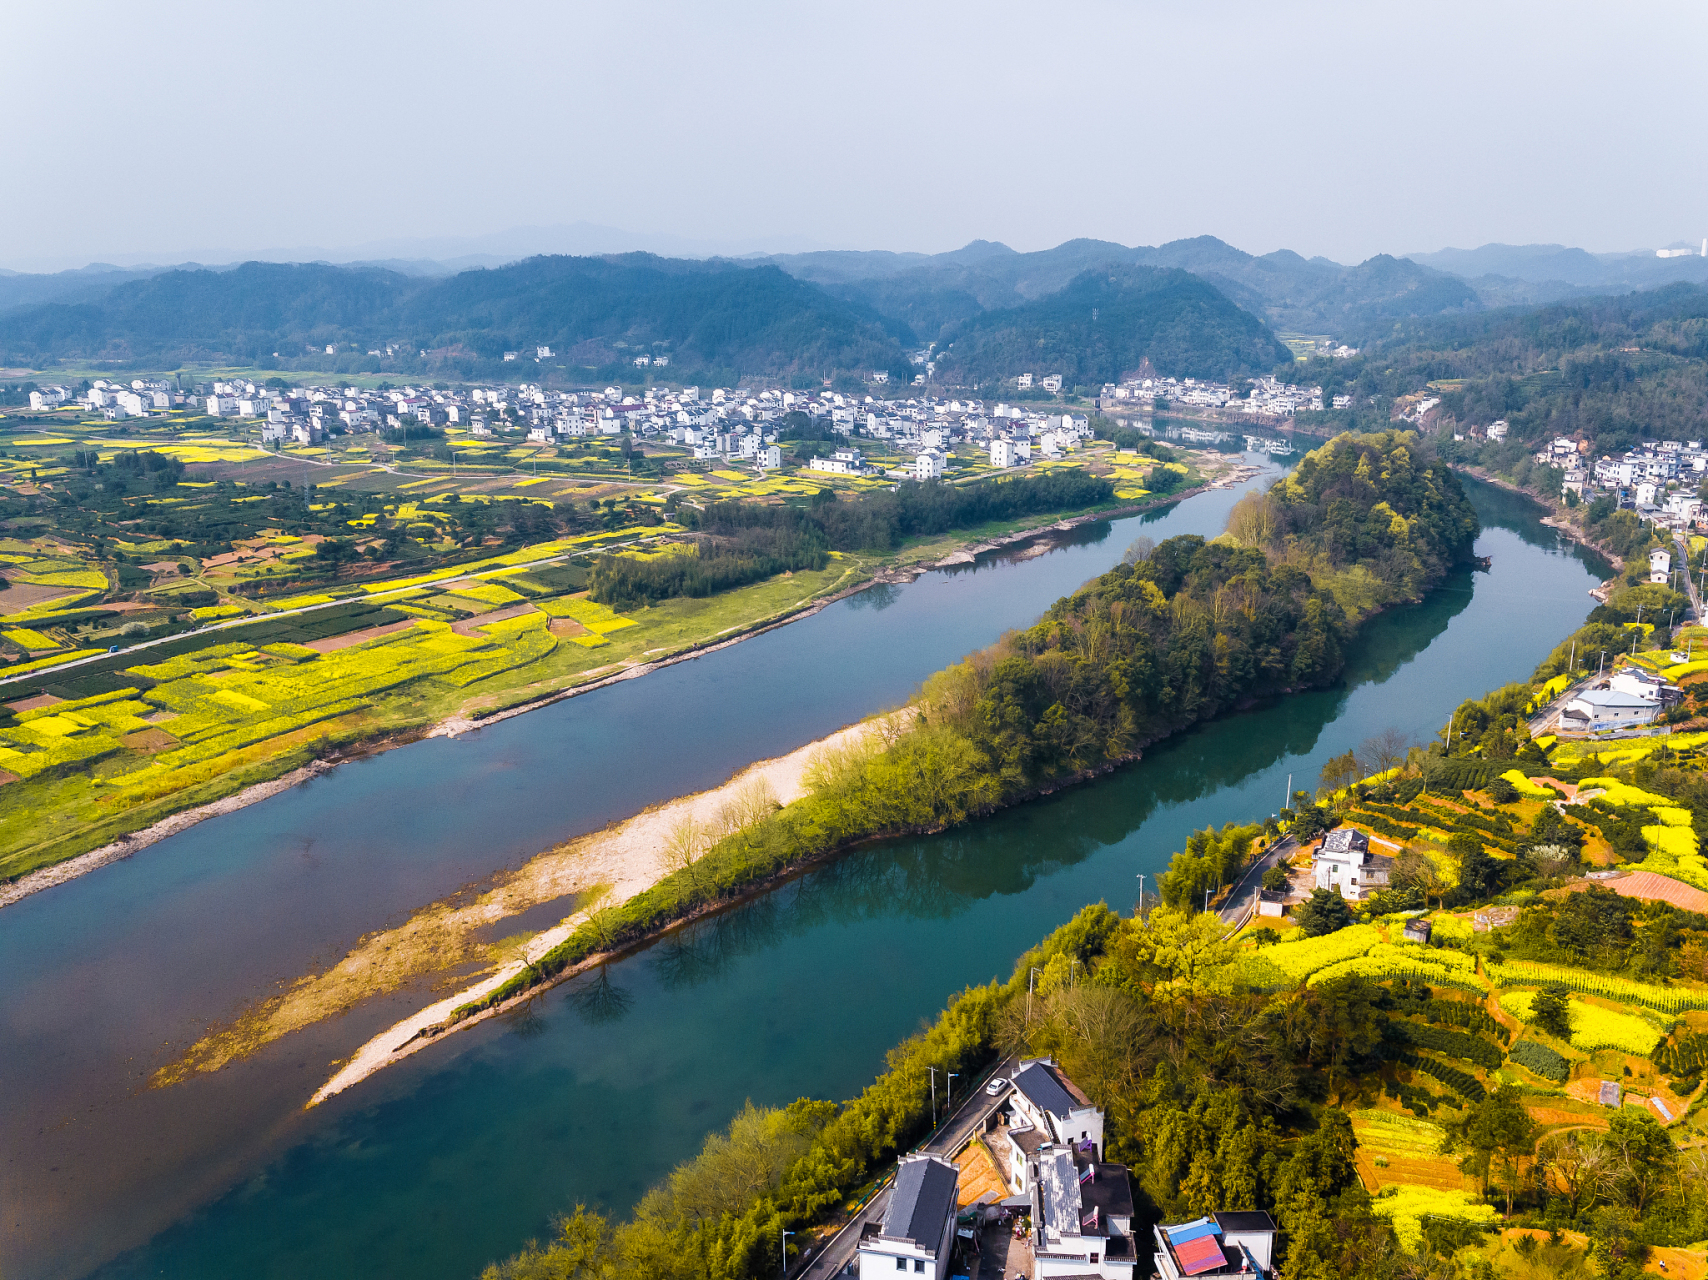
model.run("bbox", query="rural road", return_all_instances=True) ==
[1218,834,1295,926]
[794,1056,1017,1280]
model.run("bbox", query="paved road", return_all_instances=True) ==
[1218,835,1294,927]
[1675,533,1703,621]
[795,1056,1017,1280]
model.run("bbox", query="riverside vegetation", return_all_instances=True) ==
[447,429,1478,1017]
[479,487,1708,1280]
[481,888,1708,1280]
[0,456,1128,883]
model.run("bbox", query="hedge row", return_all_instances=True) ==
[1400,1051,1488,1103]
[1509,1039,1570,1083]
[1390,1020,1504,1071]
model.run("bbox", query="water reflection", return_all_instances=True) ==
[845,581,901,611]
[562,969,635,1026]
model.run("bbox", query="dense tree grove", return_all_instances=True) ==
[590,469,1119,605]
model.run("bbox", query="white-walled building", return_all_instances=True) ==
[1312,828,1391,901]
[1031,1144,1138,1280]
[914,450,945,481]
[855,1154,958,1280]
[1002,1059,1106,1193]
[1651,547,1673,584]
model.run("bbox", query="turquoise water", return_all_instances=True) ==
[2,474,1606,1279]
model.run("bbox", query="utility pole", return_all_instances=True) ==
[1283,773,1292,815]
[1027,966,1042,1023]
[1135,872,1146,917]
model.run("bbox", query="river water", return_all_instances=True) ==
[1,468,1606,1280]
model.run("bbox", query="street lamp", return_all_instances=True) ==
[947,1073,958,1113]
[780,1227,794,1277]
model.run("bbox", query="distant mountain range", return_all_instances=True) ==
[755,236,1480,342]
[0,257,911,381]
[1401,242,1708,306]
[5,233,1707,385]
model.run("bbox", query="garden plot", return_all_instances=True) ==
[1350,1109,1464,1194]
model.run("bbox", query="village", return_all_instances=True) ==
[20,375,1147,482]
[814,1054,1276,1280]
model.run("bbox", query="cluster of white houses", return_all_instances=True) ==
[855,1058,1277,1280]
[1097,374,1331,417]
[1526,434,1708,532]
[26,375,1111,477]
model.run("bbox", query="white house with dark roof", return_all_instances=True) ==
[857,1153,959,1279]
[1560,687,1660,730]
[1312,828,1391,902]
[1003,1058,1105,1192]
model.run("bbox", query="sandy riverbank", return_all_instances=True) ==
[297,714,896,1105]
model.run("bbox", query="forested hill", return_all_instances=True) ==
[931,266,1292,388]
[954,431,1475,788]
[1292,281,1708,468]
[0,255,914,380]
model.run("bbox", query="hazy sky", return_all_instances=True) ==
[8,0,1705,271]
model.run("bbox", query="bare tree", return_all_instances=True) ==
[578,883,619,952]
[1121,535,1156,565]
[1357,727,1413,780]
[661,814,710,893]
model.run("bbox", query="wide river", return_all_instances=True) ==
[1,465,1606,1280]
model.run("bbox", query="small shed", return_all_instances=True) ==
[1598,1081,1622,1108]
[1401,918,1432,944]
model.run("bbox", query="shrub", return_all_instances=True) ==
[1509,1039,1570,1082]
[1400,1052,1486,1102]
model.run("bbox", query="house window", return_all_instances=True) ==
[914,1262,926,1274]
[896,1260,907,1271]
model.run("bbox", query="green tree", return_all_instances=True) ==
[1531,985,1572,1039]
[1451,832,1500,901]
[1294,888,1353,937]
[1604,1108,1675,1214]
[1461,1085,1537,1214]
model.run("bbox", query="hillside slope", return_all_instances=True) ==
[932,265,1293,387]
[0,255,909,378]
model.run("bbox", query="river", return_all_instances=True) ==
[1,468,1606,1280]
